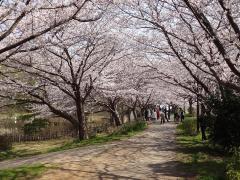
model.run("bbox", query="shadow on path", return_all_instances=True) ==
[1,121,194,179]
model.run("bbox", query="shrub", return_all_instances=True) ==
[23,118,49,135]
[206,89,240,149]
[114,121,147,135]
[16,113,35,121]
[0,135,12,151]
[179,117,197,136]
[184,113,194,118]
[226,149,240,180]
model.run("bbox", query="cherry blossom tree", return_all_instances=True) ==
[0,0,107,62]
[92,55,136,126]
[2,0,239,142]
[0,16,122,139]
[115,0,240,100]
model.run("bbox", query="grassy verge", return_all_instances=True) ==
[0,164,48,180]
[0,138,73,161]
[176,117,226,180]
[0,121,147,161]
[49,120,147,152]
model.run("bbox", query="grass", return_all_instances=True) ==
[178,116,197,136]
[176,118,226,180]
[0,164,48,180]
[0,121,147,161]
[0,138,73,161]
[49,121,147,152]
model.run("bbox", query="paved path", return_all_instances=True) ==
[0,122,192,180]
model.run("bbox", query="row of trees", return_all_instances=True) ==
[0,0,179,140]
[115,0,240,149]
[1,1,239,147]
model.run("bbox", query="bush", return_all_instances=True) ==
[17,113,35,121]
[226,149,240,180]
[206,89,240,149]
[0,135,12,151]
[114,121,147,135]
[23,118,49,135]
[184,113,194,118]
[179,117,197,136]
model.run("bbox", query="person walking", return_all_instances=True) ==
[174,110,177,122]
[151,109,157,122]
[147,108,151,122]
[156,107,160,120]
[174,111,176,122]
[164,107,169,122]
[160,109,165,124]
[180,108,184,122]
[174,108,180,123]
[199,108,207,141]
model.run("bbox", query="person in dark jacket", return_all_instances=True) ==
[199,108,207,141]
[180,108,184,122]
[164,107,169,122]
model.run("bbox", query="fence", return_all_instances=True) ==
[6,129,78,143]
[4,121,113,143]
[2,110,142,143]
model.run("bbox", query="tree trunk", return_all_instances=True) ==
[188,98,193,115]
[109,113,115,126]
[132,109,137,121]
[76,100,86,140]
[111,110,121,126]
[120,114,124,124]
[127,109,131,123]
[141,108,145,119]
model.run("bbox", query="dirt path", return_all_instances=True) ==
[0,122,191,180]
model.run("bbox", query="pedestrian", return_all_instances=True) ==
[160,109,165,124]
[167,105,171,121]
[164,107,169,122]
[156,106,160,120]
[174,108,180,123]
[174,111,176,122]
[199,108,207,141]
[180,108,184,122]
[147,108,151,121]
[151,109,157,122]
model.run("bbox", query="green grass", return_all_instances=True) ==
[0,138,74,161]
[178,116,197,136]
[0,164,47,180]
[49,121,147,152]
[0,121,147,161]
[176,120,226,180]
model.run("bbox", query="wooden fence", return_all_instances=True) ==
[6,129,78,143]
[2,111,141,143]
[5,122,112,143]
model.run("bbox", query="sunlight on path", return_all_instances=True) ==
[0,121,192,179]
[37,122,191,180]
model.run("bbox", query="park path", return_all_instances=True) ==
[0,122,192,180]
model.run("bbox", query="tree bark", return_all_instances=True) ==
[109,113,115,126]
[188,98,193,115]
[127,109,131,122]
[76,101,86,140]
[132,109,137,121]
[111,110,121,126]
